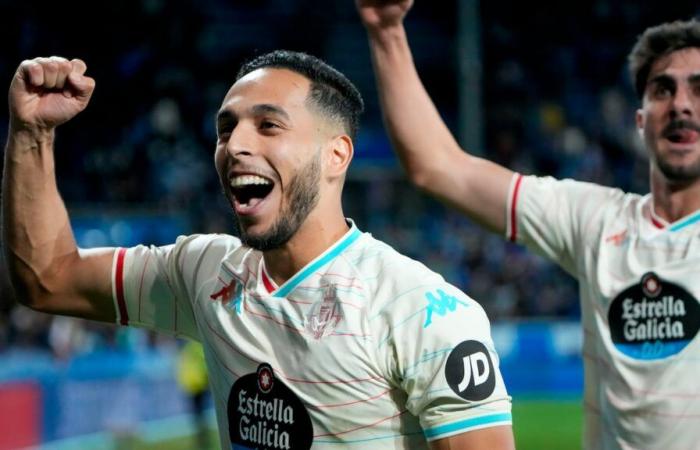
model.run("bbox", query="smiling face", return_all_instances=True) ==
[215,68,328,250]
[636,47,700,184]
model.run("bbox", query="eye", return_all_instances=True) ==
[217,127,232,141]
[260,120,279,130]
[652,83,673,99]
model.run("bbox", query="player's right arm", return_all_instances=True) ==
[2,57,117,322]
[356,0,514,233]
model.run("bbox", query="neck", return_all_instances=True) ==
[650,168,700,222]
[262,206,349,286]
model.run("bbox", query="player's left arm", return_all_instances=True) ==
[430,426,514,450]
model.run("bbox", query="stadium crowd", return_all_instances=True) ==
[1,0,698,354]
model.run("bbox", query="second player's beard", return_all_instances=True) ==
[234,152,321,251]
[654,150,700,185]
[647,121,700,185]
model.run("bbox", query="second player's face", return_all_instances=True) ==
[214,68,323,250]
[637,47,700,183]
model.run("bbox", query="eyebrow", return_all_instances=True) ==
[216,103,291,124]
[647,74,675,87]
[251,104,291,121]
[648,73,700,87]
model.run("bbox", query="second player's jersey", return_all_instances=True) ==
[508,174,700,450]
[111,221,511,449]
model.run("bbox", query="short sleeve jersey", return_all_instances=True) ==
[508,174,700,450]
[112,221,511,449]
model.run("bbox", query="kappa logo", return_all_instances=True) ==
[445,340,496,401]
[210,280,244,314]
[605,229,628,246]
[423,289,469,328]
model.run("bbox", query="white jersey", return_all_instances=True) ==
[111,221,511,449]
[507,174,700,450]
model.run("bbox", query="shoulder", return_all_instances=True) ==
[169,233,243,270]
[346,233,480,317]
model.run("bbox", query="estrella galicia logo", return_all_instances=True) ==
[608,272,700,360]
[228,363,313,450]
[445,340,496,401]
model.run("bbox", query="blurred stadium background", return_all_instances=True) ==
[1,1,700,449]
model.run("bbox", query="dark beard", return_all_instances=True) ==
[656,154,700,184]
[235,153,321,251]
[652,119,700,184]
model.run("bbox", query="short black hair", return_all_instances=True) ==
[236,50,364,139]
[629,19,700,99]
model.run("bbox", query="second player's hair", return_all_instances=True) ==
[629,19,700,99]
[236,50,364,139]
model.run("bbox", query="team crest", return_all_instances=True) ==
[304,285,342,339]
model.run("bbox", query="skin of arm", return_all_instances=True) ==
[430,425,514,450]
[3,56,116,321]
[357,0,515,234]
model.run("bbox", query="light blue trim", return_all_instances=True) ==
[669,211,700,232]
[423,412,512,439]
[273,226,362,298]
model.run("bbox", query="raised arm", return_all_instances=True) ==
[3,56,116,321]
[356,0,514,233]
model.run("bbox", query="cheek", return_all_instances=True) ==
[214,145,226,171]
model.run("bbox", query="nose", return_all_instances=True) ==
[670,85,694,119]
[225,124,256,159]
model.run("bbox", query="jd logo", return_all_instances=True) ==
[423,289,469,328]
[457,351,490,392]
[445,341,496,401]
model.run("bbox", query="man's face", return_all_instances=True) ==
[637,47,700,183]
[214,68,324,250]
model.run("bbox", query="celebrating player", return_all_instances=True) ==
[356,0,700,448]
[3,52,514,449]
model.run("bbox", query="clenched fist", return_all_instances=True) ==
[355,0,413,30]
[9,56,95,131]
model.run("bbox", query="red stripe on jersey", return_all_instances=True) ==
[261,266,276,294]
[509,174,524,242]
[651,215,666,229]
[115,248,129,325]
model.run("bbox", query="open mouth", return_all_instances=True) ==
[230,174,274,209]
[666,129,699,144]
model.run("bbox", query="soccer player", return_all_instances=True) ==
[356,1,700,449]
[3,52,514,449]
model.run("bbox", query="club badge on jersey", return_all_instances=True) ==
[228,363,313,450]
[608,272,700,360]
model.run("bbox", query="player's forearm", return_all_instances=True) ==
[2,127,82,310]
[366,24,466,189]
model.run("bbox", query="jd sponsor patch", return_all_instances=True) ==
[608,272,700,360]
[228,363,313,450]
[445,340,496,401]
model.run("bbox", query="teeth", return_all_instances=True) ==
[230,175,271,188]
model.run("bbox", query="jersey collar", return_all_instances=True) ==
[648,197,700,232]
[260,220,362,298]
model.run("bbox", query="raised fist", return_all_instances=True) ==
[355,0,413,29]
[9,56,95,131]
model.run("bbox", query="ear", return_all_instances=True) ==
[635,108,645,139]
[325,134,353,179]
